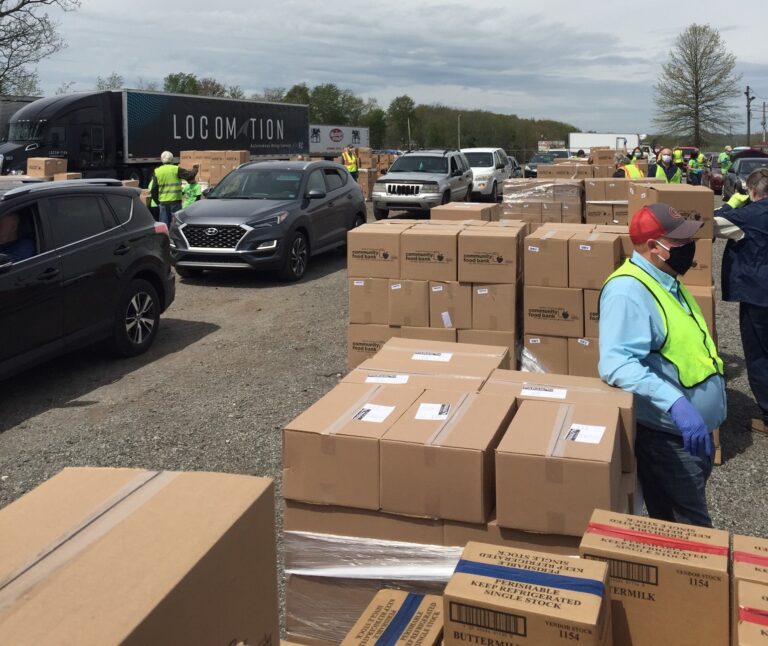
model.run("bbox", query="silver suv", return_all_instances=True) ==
[371,149,473,220]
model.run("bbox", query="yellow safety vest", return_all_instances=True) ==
[342,149,358,173]
[622,164,645,179]
[603,259,723,388]
[673,149,684,164]
[154,164,182,203]
[655,163,682,184]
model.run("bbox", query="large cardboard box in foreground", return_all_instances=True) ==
[430,202,500,221]
[524,285,584,338]
[495,400,622,536]
[348,223,410,279]
[627,183,714,238]
[401,226,459,281]
[457,227,522,283]
[0,467,279,645]
[733,534,768,645]
[443,542,611,646]
[341,590,443,646]
[349,278,389,324]
[736,580,768,646]
[580,509,729,646]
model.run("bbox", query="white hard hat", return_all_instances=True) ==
[160,151,174,163]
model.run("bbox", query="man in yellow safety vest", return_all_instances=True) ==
[648,147,682,183]
[342,144,359,180]
[150,151,196,227]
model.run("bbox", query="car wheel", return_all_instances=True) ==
[352,213,366,229]
[279,231,309,281]
[175,266,203,279]
[111,279,160,357]
[464,184,473,201]
[441,191,451,205]
[373,207,389,220]
[489,182,498,203]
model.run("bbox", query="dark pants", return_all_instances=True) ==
[350,170,358,181]
[635,423,713,527]
[740,302,768,423]
[689,172,702,185]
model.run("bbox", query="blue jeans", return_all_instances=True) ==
[635,423,713,527]
[741,302,768,423]
[158,201,181,227]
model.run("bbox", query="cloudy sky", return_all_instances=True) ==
[37,0,768,136]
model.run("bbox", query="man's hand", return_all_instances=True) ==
[669,397,712,458]
[727,192,750,208]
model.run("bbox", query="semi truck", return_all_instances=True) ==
[0,90,309,185]
[568,132,641,154]
[309,124,369,156]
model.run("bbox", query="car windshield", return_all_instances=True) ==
[7,120,45,143]
[206,169,303,200]
[388,156,448,174]
[735,159,768,175]
[464,152,494,167]
[549,150,569,158]
[529,154,554,164]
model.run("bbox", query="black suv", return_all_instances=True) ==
[0,178,175,380]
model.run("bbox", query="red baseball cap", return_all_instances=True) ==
[629,203,702,244]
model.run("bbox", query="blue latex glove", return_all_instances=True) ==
[669,397,712,459]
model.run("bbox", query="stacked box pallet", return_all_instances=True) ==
[502,178,585,229]
[357,168,378,201]
[356,146,375,170]
[179,150,249,185]
[347,210,525,367]
[283,337,635,644]
[585,177,665,225]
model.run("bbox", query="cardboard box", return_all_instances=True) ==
[348,324,400,369]
[348,224,409,279]
[53,172,82,181]
[401,226,459,282]
[736,580,768,646]
[429,281,472,329]
[366,338,509,377]
[523,334,568,374]
[349,278,389,324]
[481,369,635,473]
[568,232,621,289]
[401,326,457,343]
[580,509,730,646]
[341,590,443,646]
[733,535,768,646]
[553,179,584,203]
[457,228,521,284]
[388,279,430,327]
[594,225,632,259]
[343,362,485,393]
[605,179,630,201]
[681,238,714,287]
[585,179,607,202]
[225,150,250,165]
[283,383,424,509]
[568,337,600,378]
[471,283,517,331]
[380,392,515,522]
[611,204,629,225]
[457,330,517,363]
[121,179,140,188]
[26,157,67,177]
[524,286,584,338]
[443,543,611,646]
[584,290,600,337]
[0,467,279,645]
[443,514,581,555]
[586,203,613,225]
[593,164,615,179]
[495,400,622,535]
[561,201,583,223]
[686,284,716,336]
[524,229,574,287]
[536,164,556,178]
[627,183,714,239]
[541,201,562,222]
[430,202,500,221]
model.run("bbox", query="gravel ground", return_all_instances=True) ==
[0,197,766,595]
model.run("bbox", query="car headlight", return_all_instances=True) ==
[420,184,440,194]
[373,183,386,192]
[250,211,289,227]
[474,173,491,181]
[256,240,278,250]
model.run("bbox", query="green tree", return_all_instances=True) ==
[0,0,79,94]
[163,72,200,95]
[283,83,311,105]
[95,72,124,90]
[388,95,416,148]
[653,23,740,148]
[198,77,227,96]
[310,83,347,124]
[227,86,245,99]
[361,105,387,149]
[252,87,285,102]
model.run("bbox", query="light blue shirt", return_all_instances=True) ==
[598,251,726,435]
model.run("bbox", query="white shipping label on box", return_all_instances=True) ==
[441,311,453,328]
[528,245,540,253]
[565,424,606,444]
[579,244,592,251]
[578,338,591,346]
[431,285,444,292]
[353,280,365,286]
[476,287,489,295]
[365,374,410,385]
[415,403,451,421]
[391,283,402,290]
[353,404,396,423]
[520,385,568,400]
[412,352,453,362]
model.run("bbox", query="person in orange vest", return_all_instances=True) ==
[614,152,646,179]
[342,144,359,181]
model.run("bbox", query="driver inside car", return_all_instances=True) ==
[0,212,35,263]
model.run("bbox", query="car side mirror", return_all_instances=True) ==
[202,187,211,197]
[0,253,14,273]
[306,189,326,200]
[496,163,505,170]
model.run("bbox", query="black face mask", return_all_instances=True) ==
[656,240,696,275]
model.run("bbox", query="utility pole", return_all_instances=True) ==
[762,101,767,144]
[458,114,461,149]
[407,117,412,151]
[745,85,756,145]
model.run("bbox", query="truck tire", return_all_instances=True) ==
[489,182,498,203]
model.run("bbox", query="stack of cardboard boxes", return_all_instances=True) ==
[347,215,526,367]
[26,157,67,179]
[502,178,585,228]
[179,150,249,185]
[585,177,663,225]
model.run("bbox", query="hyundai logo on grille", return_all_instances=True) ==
[204,228,219,236]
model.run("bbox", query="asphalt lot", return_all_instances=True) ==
[0,197,766,548]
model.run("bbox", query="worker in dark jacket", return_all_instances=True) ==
[715,168,768,434]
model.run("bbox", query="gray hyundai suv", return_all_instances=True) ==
[371,149,473,220]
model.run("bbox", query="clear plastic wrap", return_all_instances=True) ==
[285,531,462,645]
[502,179,584,204]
